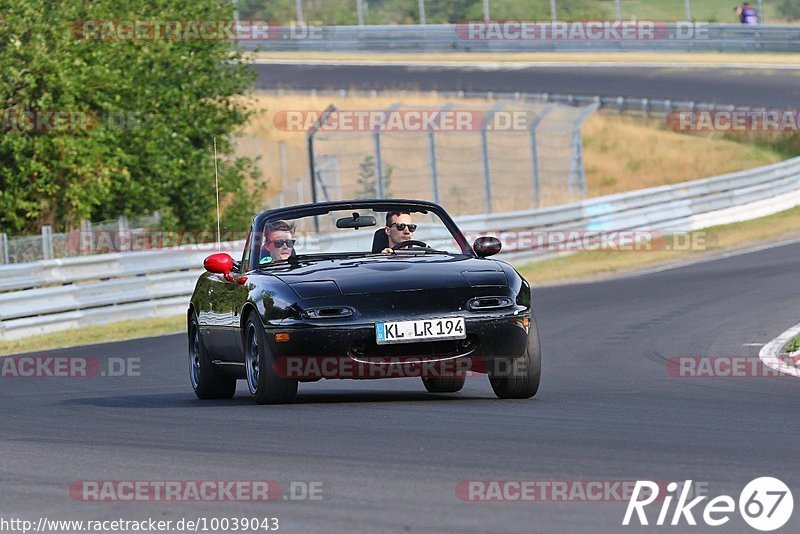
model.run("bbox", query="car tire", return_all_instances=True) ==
[189,313,237,400]
[245,313,298,405]
[422,375,466,393]
[488,316,541,399]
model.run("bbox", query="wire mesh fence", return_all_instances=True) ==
[0,214,161,265]
[292,100,597,217]
[2,100,595,264]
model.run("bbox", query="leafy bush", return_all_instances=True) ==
[779,0,800,20]
[0,0,257,234]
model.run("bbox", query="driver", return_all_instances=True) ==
[381,211,418,254]
[260,220,296,264]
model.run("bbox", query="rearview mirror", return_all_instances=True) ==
[473,237,501,258]
[204,253,234,275]
[336,212,377,229]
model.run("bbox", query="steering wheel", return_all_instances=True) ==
[392,240,429,250]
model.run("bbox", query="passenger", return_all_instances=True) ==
[260,220,296,264]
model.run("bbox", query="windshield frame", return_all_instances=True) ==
[245,199,474,271]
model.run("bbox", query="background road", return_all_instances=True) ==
[253,63,800,109]
[2,241,799,533]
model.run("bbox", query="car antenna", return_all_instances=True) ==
[213,136,221,251]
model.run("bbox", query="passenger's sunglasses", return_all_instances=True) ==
[268,239,296,248]
[389,223,417,232]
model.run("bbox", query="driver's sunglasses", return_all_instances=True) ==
[390,223,417,232]
[268,239,296,248]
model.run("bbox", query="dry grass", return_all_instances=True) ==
[583,114,782,196]
[0,316,185,356]
[518,204,800,284]
[248,51,800,65]
[237,91,785,206]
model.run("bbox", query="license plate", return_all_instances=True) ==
[375,317,466,345]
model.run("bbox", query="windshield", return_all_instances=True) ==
[247,203,472,269]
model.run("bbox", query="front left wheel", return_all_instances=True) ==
[189,313,237,400]
[488,317,541,399]
[245,313,298,405]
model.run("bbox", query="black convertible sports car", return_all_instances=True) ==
[188,199,540,404]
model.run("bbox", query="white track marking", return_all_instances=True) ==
[759,322,800,378]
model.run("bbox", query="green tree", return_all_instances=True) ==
[0,0,257,234]
[355,154,393,198]
[779,0,800,20]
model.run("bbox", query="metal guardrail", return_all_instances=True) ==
[240,23,800,53]
[2,157,799,341]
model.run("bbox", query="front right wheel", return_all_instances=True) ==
[245,313,298,405]
[488,317,541,399]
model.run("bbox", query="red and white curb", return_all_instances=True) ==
[759,322,800,378]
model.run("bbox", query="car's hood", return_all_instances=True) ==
[273,255,506,298]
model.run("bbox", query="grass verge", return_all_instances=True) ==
[0,316,185,356]
[517,204,800,285]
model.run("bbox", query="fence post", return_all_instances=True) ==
[0,233,8,264]
[357,0,365,26]
[80,220,93,255]
[373,129,385,198]
[306,105,336,232]
[684,0,692,20]
[480,102,505,214]
[550,0,557,21]
[296,0,304,23]
[118,216,129,252]
[528,104,555,209]
[418,0,426,24]
[41,225,54,260]
[427,130,439,204]
[614,0,621,20]
[483,0,490,21]
[568,102,599,197]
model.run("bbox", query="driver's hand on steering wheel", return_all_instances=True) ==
[381,247,395,255]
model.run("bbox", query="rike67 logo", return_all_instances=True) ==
[623,477,793,531]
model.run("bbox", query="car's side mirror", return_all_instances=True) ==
[473,237,502,258]
[204,253,234,275]
[205,253,248,285]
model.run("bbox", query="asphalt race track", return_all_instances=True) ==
[253,63,800,109]
[3,241,800,533]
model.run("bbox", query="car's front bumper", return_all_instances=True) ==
[264,313,530,380]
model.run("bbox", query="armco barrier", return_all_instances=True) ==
[1,157,800,340]
[239,23,800,53]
